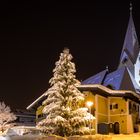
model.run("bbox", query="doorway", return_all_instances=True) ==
[114,122,120,134]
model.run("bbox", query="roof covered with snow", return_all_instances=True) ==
[82,69,108,85]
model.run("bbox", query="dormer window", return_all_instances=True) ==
[122,57,128,64]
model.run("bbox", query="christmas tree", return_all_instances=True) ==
[37,48,95,136]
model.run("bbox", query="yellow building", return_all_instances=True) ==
[27,6,140,134]
[78,84,140,134]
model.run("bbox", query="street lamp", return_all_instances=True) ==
[86,101,93,108]
[86,101,93,134]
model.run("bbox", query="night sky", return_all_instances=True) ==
[0,1,140,109]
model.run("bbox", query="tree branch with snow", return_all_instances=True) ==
[37,48,95,136]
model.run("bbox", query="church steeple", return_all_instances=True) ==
[82,3,140,92]
[119,3,139,67]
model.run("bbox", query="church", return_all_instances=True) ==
[78,4,140,134]
[27,5,140,134]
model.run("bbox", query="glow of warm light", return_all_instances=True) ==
[86,101,93,107]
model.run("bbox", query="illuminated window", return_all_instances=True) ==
[114,104,118,109]
[110,103,118,110]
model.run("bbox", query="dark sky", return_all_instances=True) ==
[0,1,140,109]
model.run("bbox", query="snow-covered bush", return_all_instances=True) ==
[0,102,16,133]
[37,48,95,136]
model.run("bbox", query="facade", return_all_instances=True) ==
[13,109,36,126]
[27,6,140,134]
[79,85,140,134]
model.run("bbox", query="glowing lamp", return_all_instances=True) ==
[86,101,93,107]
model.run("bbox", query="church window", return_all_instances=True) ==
[122,57,128,64]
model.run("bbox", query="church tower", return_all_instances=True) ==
[119,3,140,86]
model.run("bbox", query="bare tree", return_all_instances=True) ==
[0,102,16,132]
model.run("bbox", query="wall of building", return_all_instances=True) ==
[109,97,127,133]
[84,91,95,113]
[36,105,44,122]
[128,99,140,132]
[97,95,108,123]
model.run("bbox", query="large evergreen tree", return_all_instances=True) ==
[37,48,95,136]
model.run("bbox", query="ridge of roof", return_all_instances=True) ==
[78,84,140,100]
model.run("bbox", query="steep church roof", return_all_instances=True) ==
[119,4,139,66]
[82,69,108,85]
[103,67,126,90]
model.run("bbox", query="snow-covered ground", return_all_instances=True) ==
[0,135,42,140]
[111,134,140,140]
[1,134,140,140]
